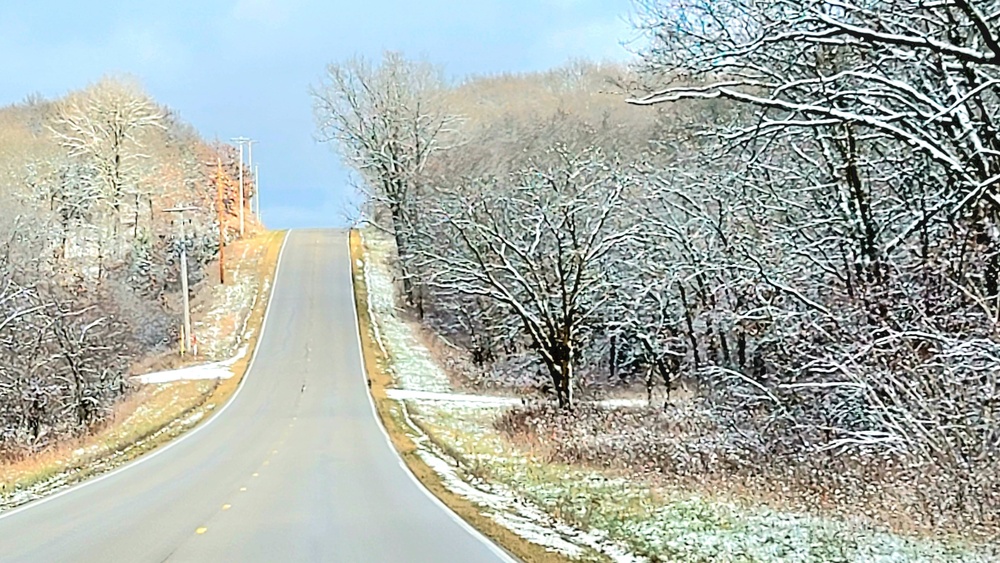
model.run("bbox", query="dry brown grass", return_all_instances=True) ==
[0,230,286,503]
[349,229,575,563]
[495,401,1000,549]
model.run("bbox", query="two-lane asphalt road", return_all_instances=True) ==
[0,229,512,562]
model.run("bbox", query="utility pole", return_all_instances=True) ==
[215,158,226,285]
[164,206,199,355]
[237,141,244,236]
[247,140,258,223]
[247,140,256,176]
[255,164,261,221]
[231,137,251,237]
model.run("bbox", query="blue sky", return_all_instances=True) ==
[0,1,635,228]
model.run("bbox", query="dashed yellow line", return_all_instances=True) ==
[240,487,247,492]
[222,504,231,511]
[196,527,208,535]
[252,472,259,478]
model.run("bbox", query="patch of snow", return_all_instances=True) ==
[386,389,521,407]
[595,398,648,408]
[181,412,204,426]
[133,345,247,384]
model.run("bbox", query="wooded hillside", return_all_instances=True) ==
[0,77,256,457]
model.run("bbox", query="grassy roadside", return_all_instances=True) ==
[0,230,286,509]
[349,229,574,563]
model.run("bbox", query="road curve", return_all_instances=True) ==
[0,229,512,563]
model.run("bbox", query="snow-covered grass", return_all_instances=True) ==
[363,233,452,393]
[359,229,995,563]
[425,407,994,563]
[192,242,266,362]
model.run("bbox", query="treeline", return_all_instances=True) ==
[0,77,255,456]
[314,0,1000,528]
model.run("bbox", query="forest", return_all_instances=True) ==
[0,77,253,458]
[313,0,1000,537]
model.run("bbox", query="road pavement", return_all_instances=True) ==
[0,229,513,563]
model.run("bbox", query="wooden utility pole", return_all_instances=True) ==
[164,206,199,355]
[215,158,226,285]
[231,137,252,237]
[238,141,245,236]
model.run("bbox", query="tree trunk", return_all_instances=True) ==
[679,284,700,370]
[610,334,619,382]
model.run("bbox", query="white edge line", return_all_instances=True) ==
[0,231,293,522]
[346,232,520,563]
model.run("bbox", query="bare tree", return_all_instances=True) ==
[312,52,457,307]
[420,144,644,407]
[50,77,166,220]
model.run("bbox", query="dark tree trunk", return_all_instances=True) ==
[610,334,619,382]
[679,284,700,370]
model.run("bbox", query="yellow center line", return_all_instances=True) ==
[196,527,208,535]
[222,504,231,511]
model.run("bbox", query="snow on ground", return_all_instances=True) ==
[385,389,649,410]
[363,234,452,393]
[133,241,266,385]
[402,402,641,562]
[193,243,265,361]
[385,389,522,407]
[133,345,248,384]
[431,404,994,563]
[359,230,995,563]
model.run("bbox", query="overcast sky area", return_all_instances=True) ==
[0,1,637,228]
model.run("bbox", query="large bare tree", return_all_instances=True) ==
[312,52,456,306]
[420,144,644,407]
[50,77,165,226]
